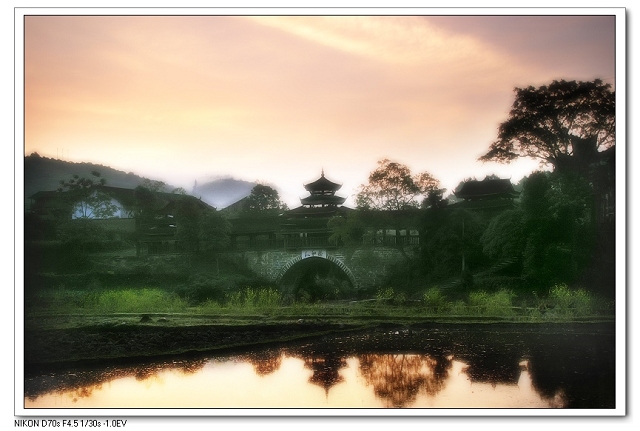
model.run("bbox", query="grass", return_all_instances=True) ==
[25,283,615,329]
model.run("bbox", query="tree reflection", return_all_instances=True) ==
[242,351,283,376]
[526,335,616,409]
[459,351,522,387]
[358,353,452,407]
[25,358,208,399]
[303,353,347,394]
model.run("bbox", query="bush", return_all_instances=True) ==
[468,289,515,316]
[91,288,188,313]
[423,288,449,313]
[226,287,282,310]
[376,287,395,301]
[547,283,595,317]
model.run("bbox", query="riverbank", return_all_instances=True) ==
[22,312,615,375]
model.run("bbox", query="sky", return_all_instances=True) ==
[21,10,619,208]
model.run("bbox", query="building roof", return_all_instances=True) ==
[28,185,214,217]
[454,178,518,200]
[304,171,342,193]
[300,194,347,206]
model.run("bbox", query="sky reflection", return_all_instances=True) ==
[25,354,562,409]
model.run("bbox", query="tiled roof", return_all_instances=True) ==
[454,178,518,200]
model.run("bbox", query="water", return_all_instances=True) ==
[24,323,616,409]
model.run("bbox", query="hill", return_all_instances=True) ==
[23,153,167,203]
[22,153,258,210]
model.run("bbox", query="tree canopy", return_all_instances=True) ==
[246,184,287,212]
[356,159,442,210]
[479,79,615,172]
[57,170,118,219]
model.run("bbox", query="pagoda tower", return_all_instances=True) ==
[282,170,350,221]
[299,170,347,208]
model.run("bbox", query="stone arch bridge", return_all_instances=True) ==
[228,246,412,291]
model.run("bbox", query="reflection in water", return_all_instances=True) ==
[358,354,451,407]
[304,354,347,394]
[241,349,283,376]
[24,324,615,409]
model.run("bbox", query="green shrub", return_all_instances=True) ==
[376,287,395,301]
[423,288,449,313]
[393,292,407,306]
[225,287,282,310]
[92,288,188,313]
[548,283,594,316]
[467,290,514,316]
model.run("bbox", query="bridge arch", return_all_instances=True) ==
[276,253,358,291]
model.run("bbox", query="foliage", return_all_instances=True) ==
[39,288,190,313]
[172,187,188,195]
[479,79,615,172]
[546,283,596,317]
[420,208,488,282]
[91,288,188,313]
[467,290,515,316]
[519,171,596,287]
[295,276,354,303]
[57,171,118,220]
[376,286,395,301]
[328,211,366,247]
[54,171,120,257]
[422,288,449,312]
[226,287,282,309]
[175,199,203,253]
[480,209,526,260]
[245,184,288,212]
[27,281,614,323]
[173,200,231,254]
[199,211,232,253]
[140,179,167,192]
[356,159,442,210]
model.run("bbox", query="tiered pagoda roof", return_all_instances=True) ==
[281,170,349,221]
[299,170,346,208]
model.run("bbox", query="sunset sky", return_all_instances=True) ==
[21,10,620,207]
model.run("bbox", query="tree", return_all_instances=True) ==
[199,211,231,253]
[246,184,288,212]
[479,79,615,173]
[328,211,366,248]
[502,170,597,288]
[55,171,118,260]
[356,159,442,210]
[175,199,204,254]
[57,171,118,219]
[140,178,167,192]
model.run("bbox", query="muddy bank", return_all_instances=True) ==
[23,318,616,375]
[23,320,368,373]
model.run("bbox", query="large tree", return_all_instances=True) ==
[246,184,288,212]
[356,159,442,210]
[479,79,615,173]
[57,170,118,219]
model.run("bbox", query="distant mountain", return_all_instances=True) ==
[192,177,257,209]
[22,153,257,211]
[23,153,164,203]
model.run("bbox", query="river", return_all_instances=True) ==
[24,322,616,410]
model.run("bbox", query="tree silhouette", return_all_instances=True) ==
[479,79,615,173]
[246,184,287,211]
[57,170,118,219]
[356,159,441,210]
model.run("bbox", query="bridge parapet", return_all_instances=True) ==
[233,245,411,289]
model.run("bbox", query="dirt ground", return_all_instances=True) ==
[23,318,367,373]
